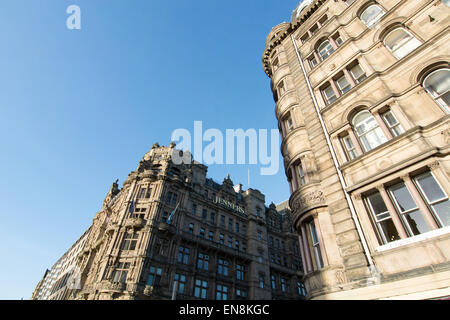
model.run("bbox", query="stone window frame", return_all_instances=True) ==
[359,166,449,247]
[298,211,328,274]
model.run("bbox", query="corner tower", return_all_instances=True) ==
[263,0,450,300]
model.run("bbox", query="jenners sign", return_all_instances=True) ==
[214,197,245,215]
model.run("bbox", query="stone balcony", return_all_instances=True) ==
[97,281,126,293]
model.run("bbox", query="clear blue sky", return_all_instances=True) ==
[0,0,301,299]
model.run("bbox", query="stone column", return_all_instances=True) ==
[373,111,393,140]
[348,127,364,155]
[377,186,408,239]
[298,236,308,274]
[330,79,341,99]
[402,175,439,230]
[329,36,338,50]
[343,68,356,87]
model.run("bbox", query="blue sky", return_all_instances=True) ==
[0,0,301,299]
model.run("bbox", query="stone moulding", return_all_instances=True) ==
[290,188,327,224]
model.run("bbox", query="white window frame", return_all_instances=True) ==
[360,4,385,28]
[423,68,450,114]
[384,28,421,60]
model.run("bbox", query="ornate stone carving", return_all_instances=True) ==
[291,190,326,213]
[428,161,440,171]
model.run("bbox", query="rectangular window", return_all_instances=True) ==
[236,264,245,281]
[389,182,430,236]
[112,262,130,283]
[202,209,207,220]
[188,223,194,234]
[166,192,178,205]
[308,222,324,269]
[147,266,162,286]
[208,231,214,241]
[297,282,307,297]
[177,246,190,264]
[138,187,151,199]
[271,274,276,289]
[174,273,186,294]
[121,233,139,251]
[259,275,265,288]
[236,289,247,299]
[210,212,216,223]
[278,81,286,96]
[192,203,197,215]
[219,234,224,245]
[366,192,400,244]
[216,284,228,300]
[199,228,205,239]
[235,222,240,233]
[194,279,208,299]
[342,135,358,160]
[300,33,309,44]
[332,33,343,46]
[309,55,318,68]
[286,115,294,131]
[272,57,280,72]
[323,84,337,104]
[414,172,450,227]
[220,215,226,226]
[349,64,367,84]
[217,259,229,276]
[336,74,352,94]
[235,240,240,250]
[197,252,209,271]
[257,230,262,241]
[281,278,287,293]
[228,218,233,230]
[161,211,168,223]
[297,162,306,185]
[382,110,404,137]
[269,236,274,247]
[227,236,233,248]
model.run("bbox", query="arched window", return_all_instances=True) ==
[317,40,334,60]
[384,28,421,59]
[352,111,387,151]
[360,4,385,27]
[423,68,450,113]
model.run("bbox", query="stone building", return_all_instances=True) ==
[33,144,305,300]
[262,0,450,299]
[31,228,91,300]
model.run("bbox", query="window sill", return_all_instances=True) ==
[376,226,450,253]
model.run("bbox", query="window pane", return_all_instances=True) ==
[361,5,384,26]
[336,75,351,94]
[379,219,400,242]
[367,193,388,216]
[432,201,450,226]
[416,173,446,202]
[350,64,366,83]
[390,183,417,212]
[424,69,450,98]
[403,210,430,235]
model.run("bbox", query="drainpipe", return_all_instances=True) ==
[290,35,375,270]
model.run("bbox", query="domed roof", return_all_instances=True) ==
[291,0,314,23]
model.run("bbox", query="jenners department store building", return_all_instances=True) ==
[32,144,305,300]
